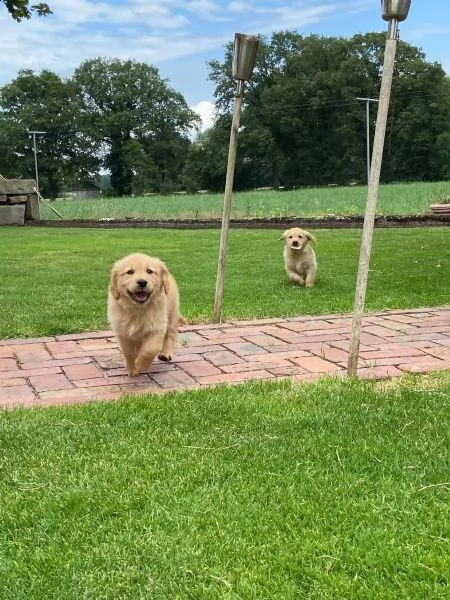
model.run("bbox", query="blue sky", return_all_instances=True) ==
[1,1,449,129]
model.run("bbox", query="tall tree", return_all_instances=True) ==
[182,116,264,192]
[380,39,450,181]
[1,0,52,20]
[261,34,372,185]
[205,31,450,189]
[182,121,231,192]
[208,31,305,188]
[0,69,98,198]
[72,58,200,195]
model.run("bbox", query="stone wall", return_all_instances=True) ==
[0,179,40,225]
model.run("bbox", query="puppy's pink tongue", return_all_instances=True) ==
[135,291,148,300]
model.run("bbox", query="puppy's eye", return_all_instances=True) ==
[126,269,134,275]
[146,268,153,275]
[288,235,293,239]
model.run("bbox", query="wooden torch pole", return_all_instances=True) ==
[213,79,245,323]
[347,21,399,375]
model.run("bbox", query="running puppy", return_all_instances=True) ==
[280,227,317,287]
[108,253,185,377]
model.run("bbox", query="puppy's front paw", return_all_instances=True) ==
[287,271,305,286]
[125,360,140,377]
[127,367,141,377]
[158,354,172,362]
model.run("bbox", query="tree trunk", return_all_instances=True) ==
[271,155,281,189]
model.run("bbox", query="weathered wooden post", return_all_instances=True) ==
[347,0,412,375]
[213,33,259,323]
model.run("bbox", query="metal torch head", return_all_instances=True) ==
[381,0,411,21]
[232,33,259,81]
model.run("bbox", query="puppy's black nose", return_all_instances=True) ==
[137,279,147,288]
[292,241,299,247]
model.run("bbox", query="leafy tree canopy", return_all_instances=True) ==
[189,31,450,191]
[0,58,200,196]
[72,58,200,195]
[2,0,52,21]
[0,69,98,198]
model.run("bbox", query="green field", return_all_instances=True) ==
[0,226,448,339]
[42,181,450,221]
[1,374,449,599]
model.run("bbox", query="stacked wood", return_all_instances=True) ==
[0,179,39,225]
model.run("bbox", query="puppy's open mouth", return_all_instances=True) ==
[127,290,151,304]
[290,244,303,250]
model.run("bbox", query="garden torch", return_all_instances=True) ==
[347,0,412,375]
[213,33,259,323]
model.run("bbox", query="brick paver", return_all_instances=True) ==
[0,385,37,406]
[0,358,17,371]
[0,307,448,409]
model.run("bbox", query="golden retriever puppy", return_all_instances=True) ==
[108,253,184,377]
[280,227,317,287]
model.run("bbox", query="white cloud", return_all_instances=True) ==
[0,15,225,85]
[253,4,338,32]
[228,1,247,12]
[407,24,450,40]
[2,0,421,104]
[346,0,375,15]
[184,0,218,15]
[52,0,189,28]
[191,100,216,131]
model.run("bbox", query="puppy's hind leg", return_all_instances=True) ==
[287,269,305,286]
[158,324,178,362]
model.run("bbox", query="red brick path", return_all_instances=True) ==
[1,307,449,409]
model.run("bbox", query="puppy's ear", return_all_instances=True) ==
[160,265,170,295]
[279,230,289,241]
[305,231,317,244]
[109,267,120,300]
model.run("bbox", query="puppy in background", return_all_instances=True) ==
[280,227,317,287]
[108,253,185,377]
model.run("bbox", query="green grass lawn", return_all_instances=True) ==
[0,226,448,339]
[42,181,450,220]
[1,374,449,599]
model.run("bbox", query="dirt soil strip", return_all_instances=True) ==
[26,215,450,230]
